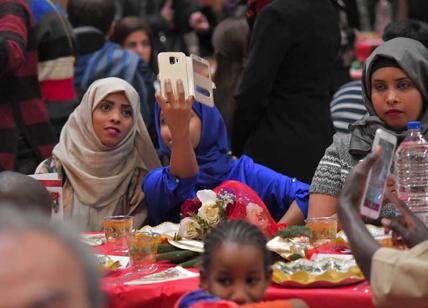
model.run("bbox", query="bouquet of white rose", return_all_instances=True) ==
[177,181,280,240]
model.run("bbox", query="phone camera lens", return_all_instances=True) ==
[169,57,175,65]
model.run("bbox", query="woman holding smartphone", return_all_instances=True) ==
[308,37,428,220]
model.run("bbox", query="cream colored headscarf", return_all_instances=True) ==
[53,77,160,208]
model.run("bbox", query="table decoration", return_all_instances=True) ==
[272,257,364,287]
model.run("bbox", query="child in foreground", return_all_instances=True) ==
[175,220,307,308]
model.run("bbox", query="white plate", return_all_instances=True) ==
[139,222,180,237]
[168,239,204,253]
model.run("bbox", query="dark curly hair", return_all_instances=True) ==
[201,220,271,276]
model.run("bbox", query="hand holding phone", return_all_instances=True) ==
[155,79,194,139]
[360,129,397,220]
[157,52,215,107]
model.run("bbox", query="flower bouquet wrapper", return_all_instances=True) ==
[178,180,279,239]
[212,181,279,238]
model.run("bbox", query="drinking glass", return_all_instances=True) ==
[127,231,161,273]
[103,215,133,252]
[305,216,337,245]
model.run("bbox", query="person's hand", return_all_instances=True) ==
[381,190,428,248]
[338,147,382,213]
[155,79,194,141]
[189,11,209,32]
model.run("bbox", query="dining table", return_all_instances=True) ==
[93,236,375,308]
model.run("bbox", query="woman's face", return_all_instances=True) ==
[123,30,152,64]
[92,92,134,147]
[159,110,201,150]
[200,242,271,305]
[371,67,423,130]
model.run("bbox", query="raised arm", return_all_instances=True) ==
[337,150,382,280]
[155,79,198,179]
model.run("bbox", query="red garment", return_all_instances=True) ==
[0,0,56,170]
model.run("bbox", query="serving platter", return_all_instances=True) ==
[272,257,364,287]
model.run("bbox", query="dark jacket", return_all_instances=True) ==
[232,0,340,184]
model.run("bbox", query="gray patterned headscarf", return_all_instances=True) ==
[349,37,428,156]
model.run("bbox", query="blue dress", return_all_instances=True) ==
[143,101,309,225]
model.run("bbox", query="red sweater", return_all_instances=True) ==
[0,0,56,171]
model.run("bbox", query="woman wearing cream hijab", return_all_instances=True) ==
[36,77,160,231]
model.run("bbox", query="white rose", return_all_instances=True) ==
[178,217,201,239]
[198,202,221,225]
[196,189,217,204]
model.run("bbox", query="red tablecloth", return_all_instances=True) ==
[95,237,374,308]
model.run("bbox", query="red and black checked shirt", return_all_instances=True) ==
[0,0,56,171]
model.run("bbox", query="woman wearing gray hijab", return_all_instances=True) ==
[308,37,428,219]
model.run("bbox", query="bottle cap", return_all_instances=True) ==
[408,121,421,129]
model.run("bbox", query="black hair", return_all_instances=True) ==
[383,19,428,49]
[201,220,270,276]
[67,0,115,34]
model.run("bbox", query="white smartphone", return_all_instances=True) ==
[157,52,215,107]
[360,129,397,219]
[158,52,190,99]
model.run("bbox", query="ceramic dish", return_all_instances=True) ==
[167,239,204,253]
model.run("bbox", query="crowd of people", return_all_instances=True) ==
[1,0,428,307]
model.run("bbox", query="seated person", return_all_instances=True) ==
[337,148,428,308]
[309,37,428,219]
[176,220,307,308]
[330,19,428,135]
[36,77,160,231]
[0,171,52,216]
[0,206,102,307]
[143,80,309,226]
[67,0,156,141]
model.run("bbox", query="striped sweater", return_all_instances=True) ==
[27,0,78,137]
[0,0,56,171]
[330,80,367,134]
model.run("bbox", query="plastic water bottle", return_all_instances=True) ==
[394,121,428,225]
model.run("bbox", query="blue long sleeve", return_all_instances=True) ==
[143,156,309,225]
[143,166,198,225]
[228,156,310,221]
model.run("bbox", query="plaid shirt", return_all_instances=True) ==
[0,0,56,171]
